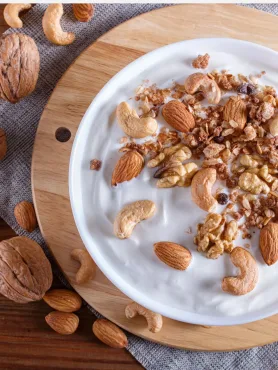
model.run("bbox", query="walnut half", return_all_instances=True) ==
[0,34,40,103]
[0,236,53,303]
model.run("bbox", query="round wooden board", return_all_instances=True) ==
[32,4,278,351]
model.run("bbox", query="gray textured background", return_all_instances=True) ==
[1,4,278,370]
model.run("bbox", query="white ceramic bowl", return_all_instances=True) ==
[70,38,278,326]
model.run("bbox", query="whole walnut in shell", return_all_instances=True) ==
[0,236,52,303]
[0,33,40,103]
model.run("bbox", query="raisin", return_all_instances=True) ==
[217,193,229,205]
[213,135,224,144]
[237,83,255,95]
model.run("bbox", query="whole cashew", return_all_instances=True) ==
[71,249,96,284]
[114,200,156,239]
[184,73,221,104]
[3,4,32,28]
[222,247,258,296]
[116,102,158,138]
[42,4,75,46]
[125,302,163,333]
[191,168,217,212]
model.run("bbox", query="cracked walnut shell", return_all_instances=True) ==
[0,236,53,303]
[0,34,40,103]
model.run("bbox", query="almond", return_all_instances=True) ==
[92,319,128,348]
[43,289,82,313]
[162,100,195,133]
[14,201,37,232]
[223,96,247,129]
[45,311,79,335]
[111,150,144,186]
[73,4,94,22]
[0,128,7,160]
[259,222,278,266]
[154,242,192,270]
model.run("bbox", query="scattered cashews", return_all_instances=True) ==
[191,168,217,212]
[114,200,156,239]
[222,247,258,296]
[116,102,158,138]
[125,302,163,333]
[3,3,32,28]
[184,73,221,104]
[42,4,75,46]
[70,249,96,284]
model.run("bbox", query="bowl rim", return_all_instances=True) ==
[69,37,278,326]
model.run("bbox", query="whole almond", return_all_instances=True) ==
[92,319,128,348]
[259,222,278,266]
[162,100,195,133]
[45,311,79,335]
[223,96,247,129]
[43,289,82,313]
[154,242,192,270]
[111,150,144,186]
[14,201,37,232]
[73,4,94,22]
[0,128,7,160]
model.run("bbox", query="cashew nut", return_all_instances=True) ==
[191,168,217,212]
[71,249,96,284]
[3,4,32,28]
[184,73,221,104]
[42,4,75,46]
[114,200,156,239]
[222,247,258,295]
[125,302,163,333]
[116,102,158,138]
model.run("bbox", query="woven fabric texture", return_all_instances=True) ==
[0,3,278,370]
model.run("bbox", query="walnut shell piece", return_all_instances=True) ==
[73,4,94,22]
[0,33,40,103]
[0,236,53,303]
[162,100,195,133]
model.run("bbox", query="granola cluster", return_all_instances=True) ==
[116,55,278,259]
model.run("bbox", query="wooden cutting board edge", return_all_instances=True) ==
[32,4,278,351]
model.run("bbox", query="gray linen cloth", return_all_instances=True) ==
[1,3,278,370]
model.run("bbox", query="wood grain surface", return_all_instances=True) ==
[31,3,278,352]
[0,5,142,370]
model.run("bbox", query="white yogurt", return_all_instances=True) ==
[70,39,278,324]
